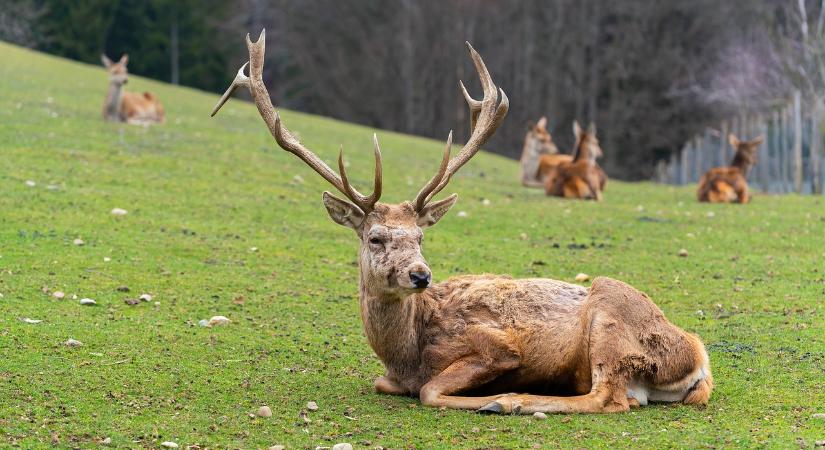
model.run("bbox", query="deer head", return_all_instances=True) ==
[101,54,129,86]
[572,120,603,163]
[212,31,507,298]
[526,116,559,155]
[728,133,763,174]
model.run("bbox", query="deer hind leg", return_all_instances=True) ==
[478,309,653,415]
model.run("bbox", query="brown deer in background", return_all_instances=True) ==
[101,54,165,124]
[520,117,571,187]
[697,133,762,203]
[544,121,607,200]
[212,31,712,414]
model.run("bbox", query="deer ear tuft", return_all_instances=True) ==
[728,133,740,149]
[750,135,764,147]
[536,117,548,130]
[323,192,365,231]
[119,54,129,65]
[101,54,113,68]
[416,194,458,228]
[573,121,583,142]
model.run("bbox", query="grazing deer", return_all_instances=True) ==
[544,121,607,201]
[520,117,571,187]
[697,134,762,204]
[212,31,712,414]
[101,54,165,124]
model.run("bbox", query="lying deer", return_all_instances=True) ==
[697,133,762,204]
[212,31,712,414]
[101,54,165,124]
[544,121,607,200]
[520,117,571,187]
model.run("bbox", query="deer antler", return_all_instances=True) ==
[413,42,509,212]
[211,30,382,213]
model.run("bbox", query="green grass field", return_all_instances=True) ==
[1,41,823,449]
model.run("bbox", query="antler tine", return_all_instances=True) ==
[413,131,452,212]
[413,42,509,211]
[211,29,381,213]
[337,134,383,211]
[211,62,249,117]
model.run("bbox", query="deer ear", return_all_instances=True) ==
[537,117,548,130]
[119,54,129,65]
[728,133,740,149]
[573,121,583,142]
[322,192,365,231]
[101,54,113,68]
[416,194,458,228]
[750,135,764,146]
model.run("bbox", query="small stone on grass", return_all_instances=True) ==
[533,412,548,420]
[53,291,65,299]
[812,413,825,419]
[306,401,319,411]
[207,316,231,327]
[79,298,97,306]
[332,444,353,450]
[21,318,42,324]
[25,180,36,187]
[678,249,689,257]
[160,442,178,449]
[457,211,468,218]
[110,208,128,216]
[269,446,285,450]
[575,273,590,282]
[257,406,272,417]
[139,294,153,302]
[73,238,85,246]
[64,338,83,347]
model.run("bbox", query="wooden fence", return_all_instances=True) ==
[654,91,824,195]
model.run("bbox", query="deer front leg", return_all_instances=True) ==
[419,357,517,410]
[374,375,408,396]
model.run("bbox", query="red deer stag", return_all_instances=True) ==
[544,121,607,200]
[212,31,712,414]
[697,134,763,204]
[520,117,571,187]
[101,54,165,124]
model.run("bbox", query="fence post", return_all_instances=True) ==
[757,115,769,192]
[719,120,729,167]
[693,135,703,182]
[680,143,689,184]
[793,91,803,193]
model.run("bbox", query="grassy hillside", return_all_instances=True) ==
[1,41,823,448]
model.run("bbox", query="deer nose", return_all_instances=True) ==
[410,270,431,289]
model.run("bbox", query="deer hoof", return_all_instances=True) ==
[477,401,504,414]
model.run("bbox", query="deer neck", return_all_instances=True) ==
[730,152,752,176]
[358,270,429,379]
[573,140,592,164]
[103,81,123,121]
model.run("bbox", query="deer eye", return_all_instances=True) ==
[369,237,384,245]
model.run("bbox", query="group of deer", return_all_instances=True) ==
[520,118,607,200]
[206,31,713,416]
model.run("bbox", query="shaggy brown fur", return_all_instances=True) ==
[545,121,607,200]
[213,32,712,414]
[520,117,571,187]
[101,54,164,125]
[697,134,762,203]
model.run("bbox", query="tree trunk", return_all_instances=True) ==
[812,99,822,194]
[793,91,803,193]
[170,18,179,85]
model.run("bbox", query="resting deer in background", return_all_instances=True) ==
[544,121,607,200]
[520,117,571,187]
[101,54,165,124]
[697,133,762,203]
[212,30,712,414]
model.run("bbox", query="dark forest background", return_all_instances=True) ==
[3,0,823,179]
